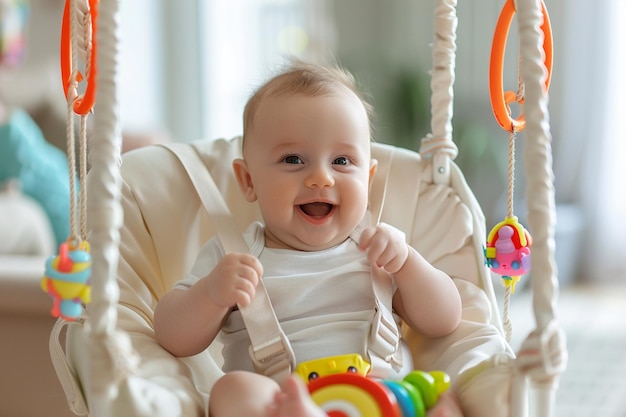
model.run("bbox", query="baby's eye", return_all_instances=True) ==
[283,155,303,164]
[333,156,350,166]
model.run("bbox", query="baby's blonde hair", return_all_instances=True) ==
[242,59,374,147]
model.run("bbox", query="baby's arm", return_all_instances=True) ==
[154,253,263,357]
[359,224,461,338]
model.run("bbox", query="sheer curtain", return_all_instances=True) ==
[199,0,334,142]
[579,0,626,282]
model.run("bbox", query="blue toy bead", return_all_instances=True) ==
[512,261,520,270]
[60,299,82,318]
[383,380,417,417]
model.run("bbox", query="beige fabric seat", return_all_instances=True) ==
[62,137,515,417]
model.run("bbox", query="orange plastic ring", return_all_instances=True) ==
[60,0,98,115]
[489,0,553,133]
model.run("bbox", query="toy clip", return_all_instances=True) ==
[489,0,553,133]
[60,0,99,115]
[41,240,92,320]
[485,216,532,293]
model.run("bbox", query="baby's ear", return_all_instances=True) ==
[232,158,257,202]
[369,158,378,186]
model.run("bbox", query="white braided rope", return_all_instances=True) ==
[517,0,564,361]
[515,0,567,415]
[87,0,122,338]
[84,0,139,414]
[420,0,459,161]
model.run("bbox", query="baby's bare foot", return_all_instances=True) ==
[267,376,327,417]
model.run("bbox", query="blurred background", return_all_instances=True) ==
[1,1,625,416]
[3,0,623,287]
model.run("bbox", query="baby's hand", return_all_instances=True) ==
[359,223,409,274]
[203,253,263,308]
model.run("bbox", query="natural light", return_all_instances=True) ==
[597,0,626,276]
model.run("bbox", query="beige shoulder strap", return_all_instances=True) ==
[163,143,295,383]
[350,212,404,374]
[369,145,394,224]
[49,318,89,415]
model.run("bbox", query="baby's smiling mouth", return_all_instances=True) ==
[298,202,334,218]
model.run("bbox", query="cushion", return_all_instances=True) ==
[0,108,70,247]
[0,180,54,255]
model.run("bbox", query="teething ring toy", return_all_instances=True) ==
[60,0,98,115]
[489,0,552,132]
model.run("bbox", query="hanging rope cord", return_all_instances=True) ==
[65,0,93,245]
[61,0,140,413]
[500,57,527,343]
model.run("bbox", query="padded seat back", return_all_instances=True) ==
[65,137,513,417]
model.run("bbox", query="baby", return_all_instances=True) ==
[154,60,463,417]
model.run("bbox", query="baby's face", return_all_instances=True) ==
[236,90,375,251]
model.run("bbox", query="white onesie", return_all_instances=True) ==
[175,221,408,379]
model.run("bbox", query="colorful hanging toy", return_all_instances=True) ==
[486,0,552,341]
[296,354,450,417]
[41,0,98,321]
[41,241,92,320]
[485,216,532,292]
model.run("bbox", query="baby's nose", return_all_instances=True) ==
[305,165,335,188]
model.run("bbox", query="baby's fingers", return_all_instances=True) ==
[233,277,257,307]
[360,228,392,269]
[359,224,409,273]
[233,255,263,307]
[237,253,264,284]
[358,226,378,251]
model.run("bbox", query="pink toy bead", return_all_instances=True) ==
[494,225,516,254]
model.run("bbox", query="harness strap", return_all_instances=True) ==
[166,142,402,380]
[49,318,89,415]
[350,212,404,374]
[164,143,296,383]
[369,146,394,224]
[371,267,404,372]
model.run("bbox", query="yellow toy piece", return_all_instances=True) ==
[296,353,371,382]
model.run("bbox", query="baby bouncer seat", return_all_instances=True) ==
[48,0,567,416]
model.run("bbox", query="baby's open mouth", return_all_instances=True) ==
[299,202,334,218]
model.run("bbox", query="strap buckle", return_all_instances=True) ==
[368,304,402,369]
[249,331,295,383]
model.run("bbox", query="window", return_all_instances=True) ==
[199,0,331,141]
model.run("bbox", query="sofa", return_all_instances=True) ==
[0,185,75,417]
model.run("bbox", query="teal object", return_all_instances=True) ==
[382,380,418,417]
[0,109,70,247]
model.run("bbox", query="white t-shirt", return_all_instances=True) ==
[176,221,401,377]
